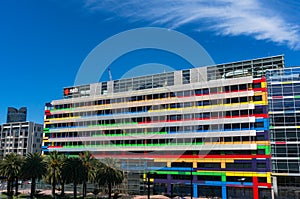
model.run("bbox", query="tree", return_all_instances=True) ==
[0,153,24,198]
[62,157,85,199]
[80,151,95,198]
[96,158,124,199]
[58,154,67,196]
[21,153,47,198]
[45,151,64,197]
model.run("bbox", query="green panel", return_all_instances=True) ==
[51,108,72,112]
[265,146,271,155]
[257,145,270,155]
[221,174,226,182]
[257,145,266,149]
[93,131,168,137]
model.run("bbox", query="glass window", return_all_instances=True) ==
[283,86,293,95]
[257,162,267,169]
[253,96,262,101]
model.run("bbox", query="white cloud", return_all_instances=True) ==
[84,0,300,50]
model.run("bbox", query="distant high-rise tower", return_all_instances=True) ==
[6,107,27,123]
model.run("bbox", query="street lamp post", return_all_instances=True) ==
[147,172,150,199]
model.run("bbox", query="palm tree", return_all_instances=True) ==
[79,151,95,198]
[62,157,85,199]
[45,151,64,197]
[21,153,47,198]
[96,158,124,199]
[0,153,24,198]
[58,153,67,196]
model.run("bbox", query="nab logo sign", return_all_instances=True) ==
[64,87,78,96]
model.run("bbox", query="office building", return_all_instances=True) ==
[0,121,43,156]
[267,67,300,199]
[43,55,284,199]
[6,107,27,123]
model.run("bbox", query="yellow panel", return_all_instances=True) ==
[254,101,268,105]
[256,141,270,145]
[267,173,271,183]
[262,94,267,101]
[193,162,197,168]
[167,162,171,167]
[282,81,292,84]
[225,171,270,177]
[221,162,226,169]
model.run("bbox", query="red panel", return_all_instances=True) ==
[253,88,267,92]
[252,177,259,199]
[275,142,286,145]
[253,77,266,83]
[48,146,62,149]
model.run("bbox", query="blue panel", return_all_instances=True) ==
[193,184,198,198]
[222,186,227,199]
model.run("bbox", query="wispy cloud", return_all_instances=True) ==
[84,0,300,50]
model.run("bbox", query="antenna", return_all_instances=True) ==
[108,67,113,81]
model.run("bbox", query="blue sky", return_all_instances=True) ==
[0,0,300,124]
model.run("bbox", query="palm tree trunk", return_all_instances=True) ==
[83,180,87,198]
[15,177,19,196]
[61,180,65,196]
[30,177,36,198]
[7,179,12,198]
[11,180,14,196]
[108,182,112,199]
[52,174,56,197]
[73,183,77,199]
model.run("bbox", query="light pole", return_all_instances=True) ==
[147,172,150,199]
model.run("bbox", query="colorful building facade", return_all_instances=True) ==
[267,67,300,199]
[43,55,284,199]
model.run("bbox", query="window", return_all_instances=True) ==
[253,96,262,101]
[257,162,267,169]
[255,122,264,128]
[239,84,247,90]
[226,163,252,169]
[258,177,267,183]
[182,70,190,84]
[253,83,261,88]
[198,163,221,168]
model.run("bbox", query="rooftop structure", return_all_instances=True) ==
[6,107,27,123]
